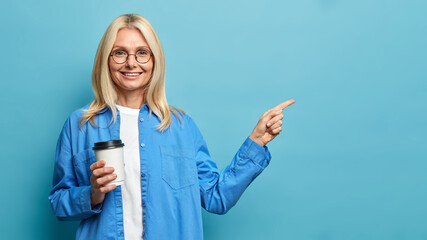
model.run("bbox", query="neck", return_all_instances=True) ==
[116,89,145,109]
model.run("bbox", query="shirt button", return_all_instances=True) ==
[119,232,123,236]
[116,201,120,205]
[141,172,146,177]
[139,117,144,122]
[140,143,145,147]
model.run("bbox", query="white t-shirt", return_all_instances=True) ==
[116,104,143,240]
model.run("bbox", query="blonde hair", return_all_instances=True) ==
[80,13,184,132]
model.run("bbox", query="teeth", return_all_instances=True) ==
[124,73,140,76]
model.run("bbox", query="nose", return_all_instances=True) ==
[126,54,137,68]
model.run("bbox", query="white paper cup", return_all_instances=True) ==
[93,140,125,186]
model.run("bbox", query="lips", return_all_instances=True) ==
[120,72,142,76]
[120,72,143,79]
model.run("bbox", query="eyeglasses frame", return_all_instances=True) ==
[109,48,154,64]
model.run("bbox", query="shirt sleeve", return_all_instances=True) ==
[48,117,102,221]
[187,115,272,215]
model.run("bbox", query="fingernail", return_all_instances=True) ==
[267,122,271,127]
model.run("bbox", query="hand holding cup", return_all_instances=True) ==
[90,140,125,206]
[89,160,117,206]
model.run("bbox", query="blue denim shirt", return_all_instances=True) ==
[48,104,272,240]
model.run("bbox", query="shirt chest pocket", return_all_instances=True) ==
[160,146,197,190]
[72,149,96,186]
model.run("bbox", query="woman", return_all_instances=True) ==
[48,13,294,240]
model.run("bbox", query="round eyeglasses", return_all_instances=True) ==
[109,48,153,64]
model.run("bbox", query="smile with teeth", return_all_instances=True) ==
[121,72,142,76]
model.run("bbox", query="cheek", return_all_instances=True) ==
[144,61,154,74]
[108,67,120,85]
[108,61,120,76]
[108,59,119,73]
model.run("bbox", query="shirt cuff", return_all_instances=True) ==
[240,137,272,169]
[80,186,103,214]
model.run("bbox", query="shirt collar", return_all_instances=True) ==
[98,103,153,116]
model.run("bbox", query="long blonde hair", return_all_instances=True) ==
[80,13,184,132]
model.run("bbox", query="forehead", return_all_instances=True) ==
[113,27,148,48]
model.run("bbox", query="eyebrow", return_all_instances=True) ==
[112,45,149,49]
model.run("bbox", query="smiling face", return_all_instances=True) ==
[108,27,154,96]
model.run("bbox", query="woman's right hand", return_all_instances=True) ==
[89,160,117,206]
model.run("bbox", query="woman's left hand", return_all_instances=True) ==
[249,99,295,147]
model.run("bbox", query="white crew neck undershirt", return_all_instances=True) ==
[116,104,143,240]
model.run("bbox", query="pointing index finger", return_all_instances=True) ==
[273,99,295,111]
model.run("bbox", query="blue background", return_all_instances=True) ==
[1,0,426,239]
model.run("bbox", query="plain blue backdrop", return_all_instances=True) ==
[1,0,426,239]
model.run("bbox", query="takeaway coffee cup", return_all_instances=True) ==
[92,140,125,186]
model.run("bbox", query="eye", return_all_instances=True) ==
[114,50,127,56]
[136,49,149,56]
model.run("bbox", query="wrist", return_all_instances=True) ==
[249,135,266,147]
[90,188,97,206]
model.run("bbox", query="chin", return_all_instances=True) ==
[120,82,149,92]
